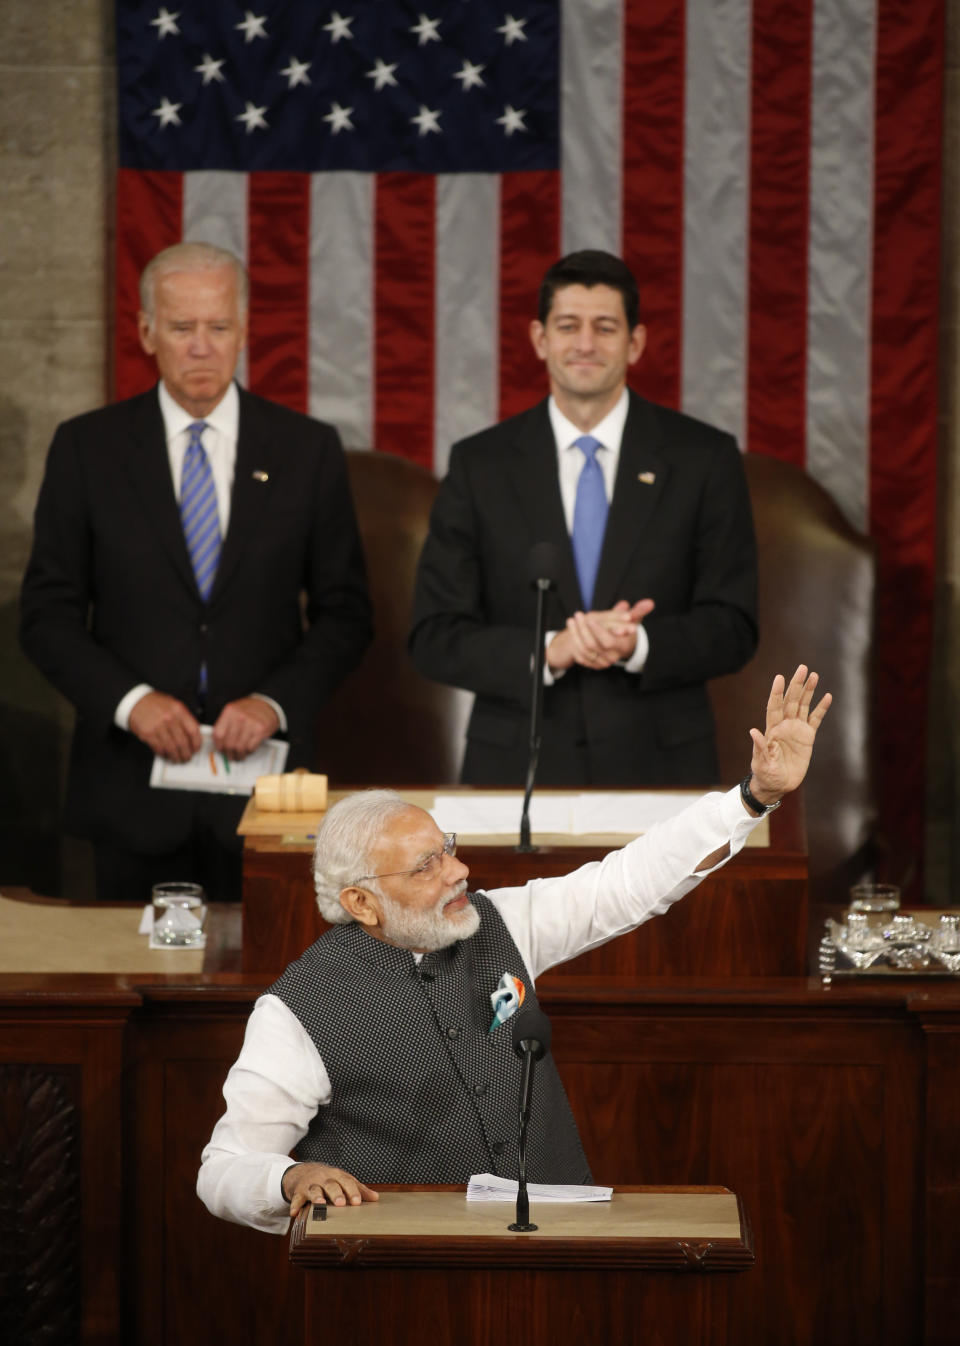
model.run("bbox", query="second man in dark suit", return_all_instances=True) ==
[409,250,757,787]
[20,242,372,900]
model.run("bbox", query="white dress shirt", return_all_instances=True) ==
[197,786,760,1233]
[543,389,648,681]
[115,381,285,731]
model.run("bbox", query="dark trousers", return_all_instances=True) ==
[93,819,243,904]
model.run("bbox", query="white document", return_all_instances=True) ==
[149,726,288,796]
[430,794,575,835]
[467,1172,612,1203]
[431,790,703,838]
[570,791,701,835]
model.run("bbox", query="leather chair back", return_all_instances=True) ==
[314,450,470,785]
[709,454,878,899]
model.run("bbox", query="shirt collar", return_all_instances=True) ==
[548,387,630,453]
[157,379,240,444]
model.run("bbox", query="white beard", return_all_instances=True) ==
[377,881,480,952]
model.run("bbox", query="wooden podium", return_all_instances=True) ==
[289,1185,754,1345]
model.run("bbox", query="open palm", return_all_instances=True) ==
[749,666,832,799]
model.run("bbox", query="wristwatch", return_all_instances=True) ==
[740,773,782,817]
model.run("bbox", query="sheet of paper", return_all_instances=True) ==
[149,727,288,796]
[467,1172,612,1202]
[430,791,704,837]
[430,794,574,835]
[570,791,702,835]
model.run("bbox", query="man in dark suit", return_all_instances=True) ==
[20,242,372,900]
[409,250,757,787]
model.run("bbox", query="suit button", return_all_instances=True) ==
[446,1026,459,1039]
[199,623,208,634]
[473,1082,487,1097]
[491,1141,505,1155]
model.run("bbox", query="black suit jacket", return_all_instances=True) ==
[409,392,757,787]
[20,385,372,851]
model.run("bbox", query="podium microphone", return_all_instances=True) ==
[517,543,560,853]
[508,1006,552,1232]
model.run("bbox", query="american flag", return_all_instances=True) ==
[115,0,943,889]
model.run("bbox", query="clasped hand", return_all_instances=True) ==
[128,691,279,762]
[547,598,655,673]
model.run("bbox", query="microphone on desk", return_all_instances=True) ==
[508,1006,552,1232]
[517,544,561,854]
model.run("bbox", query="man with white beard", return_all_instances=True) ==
[198,666,830,1234]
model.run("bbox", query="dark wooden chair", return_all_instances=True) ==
[313,450,470,785]
[319,448,877,901]
[709,454,877,901]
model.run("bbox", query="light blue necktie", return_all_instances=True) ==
[571,435,608,609]
[179,421,221,602]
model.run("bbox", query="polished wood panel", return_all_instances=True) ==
[0,985,138,1346]
[2,895,958,1345]
[290,1187,753,1346]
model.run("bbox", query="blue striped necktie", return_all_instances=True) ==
[571,435,608,609]
[179,421,221,602]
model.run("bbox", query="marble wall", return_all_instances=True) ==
[1,2,956,901]
[0,0,113,895]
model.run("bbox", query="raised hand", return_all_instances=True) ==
[748,665,832,804]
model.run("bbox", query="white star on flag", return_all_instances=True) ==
[453,60,485,91]
[235,11,268,44]
[496,104,527,136]
[280,57,311,88]
[150,7,180,40]
[496,15,528,46]
[410,105,442,136]
[236,101,268,133]
[410,14,441,46]
[366,59,399,91]
[323,12,354,43]
[151,97,182,127]
[194,53,226,85]
[323,102,355,134]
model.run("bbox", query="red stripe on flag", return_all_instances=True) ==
[869,0,943,895]
[621,0,685,410]
[498,172,560,421]
[114,169,183,401]
[246,173,310,414]
[374,174,436,468]
[746,0,813,466]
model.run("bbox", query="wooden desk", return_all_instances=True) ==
[289,1186,753,1346]
[4,895,959,1345]
[239,786,809,977]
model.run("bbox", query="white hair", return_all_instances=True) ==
[312,789,412,924]
[139,241,249,328]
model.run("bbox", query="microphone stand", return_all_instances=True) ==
[508,1047,538,1232]
[517,576,551,853]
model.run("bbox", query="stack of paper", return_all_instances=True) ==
[466,1173,612,1202]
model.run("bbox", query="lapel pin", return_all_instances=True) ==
[252,469,269,483]
[638,471,656,485]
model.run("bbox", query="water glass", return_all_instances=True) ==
[849,883,900,914]
[151,882,207,947]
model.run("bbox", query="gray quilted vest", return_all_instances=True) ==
[269,892,592,1184]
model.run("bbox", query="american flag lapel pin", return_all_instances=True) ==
[638,471,656,485]
[252,470,269,482]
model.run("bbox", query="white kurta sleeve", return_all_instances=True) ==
[487,787,762,980]
[197,993,332,1234]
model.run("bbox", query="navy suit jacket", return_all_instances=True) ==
[409,392,757,787]
[20,385,372,851]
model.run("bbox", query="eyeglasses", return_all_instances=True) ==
[354,833,458,884]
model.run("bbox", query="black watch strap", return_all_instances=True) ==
[740,774,782,817]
